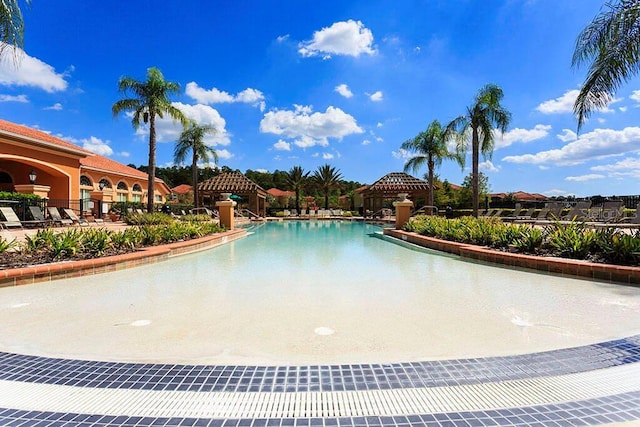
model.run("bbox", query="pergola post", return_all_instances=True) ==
[393,193,414,230]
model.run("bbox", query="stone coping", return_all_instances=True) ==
[0,229,247,288]
[384,229,640,286]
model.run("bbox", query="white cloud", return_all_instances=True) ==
[377,122,383,128]
[392,148,411,159]
[479,160,500,172]
[82,136,114,156]
[0,94,27,102]
[495,124,551,149]
[322,153,334,160]
[135,102,230,146]
[592,157,640,172]
[368,91,383,102]
[362,139,371,145]
[557,129,577,142]
[335,84,353,98]
[565,174,605,182]
[0,45,68,92]
[276,35,289,43]
[44,102,63,111]
[216,149,233,160]
[536,90,578,114]
[186,82,265,110]
[298,20,376,58]
[119,151,130,158]
[260,104,363,148]
[502,126,640,166]
[273,140,291,151]
[620,106,628,112]
[630,90,640,103]
[545,189,574,197]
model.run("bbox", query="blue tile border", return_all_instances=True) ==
[0,335,638,393]
[0,391,638,426]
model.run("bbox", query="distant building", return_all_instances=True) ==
[267,188,295,207]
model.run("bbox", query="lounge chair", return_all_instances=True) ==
[47,207,73,226]
[0,207,24,229]
[28,206,52,227]
[63,208,89,226]
[502,204,522,222]
[560,201,592,222]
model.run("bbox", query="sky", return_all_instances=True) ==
[2,0,640,197]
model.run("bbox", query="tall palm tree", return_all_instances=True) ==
[112,67,187,213]
[174,120,218,209]
[448,84,511,217]
[1,0,30,62]
[285,166,309,213]
[573,0,640,131]
[401,120,462,209]
[313,164,343,209]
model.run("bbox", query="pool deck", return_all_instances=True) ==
[0,225,639,425]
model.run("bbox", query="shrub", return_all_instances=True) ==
[0,237,17,253]
[545,221,596,259]
[179,214,212,222]
[125,212,175,226]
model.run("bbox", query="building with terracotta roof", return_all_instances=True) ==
[0,119,170,214]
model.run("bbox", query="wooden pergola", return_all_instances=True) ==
[198,171,267,217]
[361,172,432,215]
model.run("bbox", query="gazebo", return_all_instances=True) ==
[198,171,268,217]
[361,172,432,216]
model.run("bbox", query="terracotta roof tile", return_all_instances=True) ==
[267,188,295,197]
[0,119,91,154]
[171,184,193,194]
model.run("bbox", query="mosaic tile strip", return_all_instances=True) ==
[0,390,638,426]
[0,335,638,394]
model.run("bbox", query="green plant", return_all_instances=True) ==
[0,237,18,253]
[49,229,83,259]
[22,228,57,253]
[80,228,113,257]
[545,221,596,259]
[512,227,545,254]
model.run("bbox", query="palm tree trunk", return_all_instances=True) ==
[295,188,300,212]
[427,156,435,209]
[324,192,329,209]
[192,154,199,209]
[147,113,156,214]
[471,126,480,218]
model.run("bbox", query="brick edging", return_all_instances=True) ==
[0,229,247,287]
[384,229,640,286]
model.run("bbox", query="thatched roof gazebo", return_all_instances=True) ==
[361,172,432,216]
[198,171,267,217]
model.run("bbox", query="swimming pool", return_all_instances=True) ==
[0,220,639,365]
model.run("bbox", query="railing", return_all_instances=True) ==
[369,208,393,219]
[239,208,261,219]
[412,205,439,216]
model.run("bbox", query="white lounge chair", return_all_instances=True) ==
[63,208,90,226]
[47,207,73,226]
[0,207,24,229]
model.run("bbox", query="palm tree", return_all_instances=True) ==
[0,0,30,62]
[401,120,461,209]
[174,120,218,209]
[448,84,511,217]
[112,67,187,213]
[285,166,309,213]
[313,164,343,209]
[573,0,640,131]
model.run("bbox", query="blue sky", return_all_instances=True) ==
[2,0,640,197]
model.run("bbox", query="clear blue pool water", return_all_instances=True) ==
[0,220,639,365]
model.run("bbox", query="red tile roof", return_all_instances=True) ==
[0,119,91,155]
[171,184,193,194]
[267,188,295,197]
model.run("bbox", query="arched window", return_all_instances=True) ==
[80,175,92,201]
[116,181,128,202]
[80,175,92,186]
[0,171,13,191]
[98,178,112,189]
[132,183,143,202]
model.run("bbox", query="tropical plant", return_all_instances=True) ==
[313,164,343,209]
[0,0,30,62]
[0,237,17,253]
[401,120,461,209]
[545,221,597,259]
[285,166,309,213]
[112,67,188,213]
[572,0,640,131]
[174,120,218,209]
[448,84,511,217]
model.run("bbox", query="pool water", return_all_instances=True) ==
[0,220,639,365]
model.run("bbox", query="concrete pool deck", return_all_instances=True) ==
[0,225,639,425]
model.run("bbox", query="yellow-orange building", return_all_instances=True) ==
[0,119,170,214]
